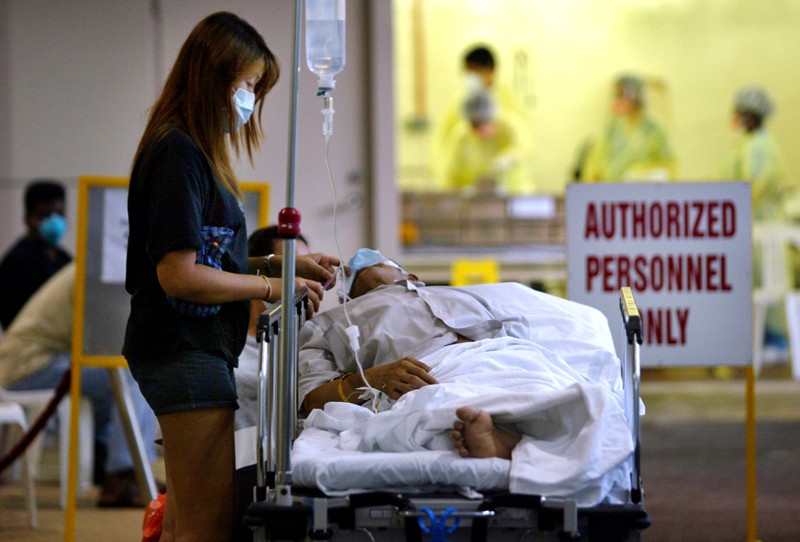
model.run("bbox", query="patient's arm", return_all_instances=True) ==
[301,357,438,414]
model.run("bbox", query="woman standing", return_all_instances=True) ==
[124,12,336,540]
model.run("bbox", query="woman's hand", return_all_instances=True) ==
[297,277,323,317]
[263,276,323,316]
[268,253,340,289]
[363,357,438,400]
[297,253,339,288]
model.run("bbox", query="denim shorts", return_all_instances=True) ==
[128,350,239,416]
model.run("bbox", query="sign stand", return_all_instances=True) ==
[65,176,155,542]
[746,366,760,542]
[566,181,759,541]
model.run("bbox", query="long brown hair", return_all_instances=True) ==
[133,12,280,197]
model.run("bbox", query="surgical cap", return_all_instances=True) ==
[617,75,646,106]
[462,91,497,126]
[734,86,774,119]
[342,248,405,298]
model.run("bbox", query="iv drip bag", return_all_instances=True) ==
[305,0,346,92]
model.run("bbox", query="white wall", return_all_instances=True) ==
[0,0,374,263]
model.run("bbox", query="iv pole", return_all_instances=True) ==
[273,0,304,507]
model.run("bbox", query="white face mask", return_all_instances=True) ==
[233,88,255,131]
[463,72,485,93]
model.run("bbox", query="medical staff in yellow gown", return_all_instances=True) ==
[580,74,675,182]
[722,86,793,353]
[720,86,787,221]
[433,45,535,195]
[445,91,527,194]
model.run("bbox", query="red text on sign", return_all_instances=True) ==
[644,307,689,346]
[584,200,737,240]
[585,253,732,293]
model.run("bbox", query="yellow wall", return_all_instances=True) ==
[394,0,800,195]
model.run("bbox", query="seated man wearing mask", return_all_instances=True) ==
[0,180,72,330]
[294,249,634,505]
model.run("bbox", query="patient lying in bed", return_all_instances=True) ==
[293,249,635,505]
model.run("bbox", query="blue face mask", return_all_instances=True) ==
[39,213,67,245]
[341,248,405,299]
[233,88,255,132]
[348,248,386,271]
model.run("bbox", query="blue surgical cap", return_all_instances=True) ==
[462,90,497,126]
[735,86,774,119]
[617,74,646,106]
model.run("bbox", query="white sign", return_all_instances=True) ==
[566,182,752,367]
[101,188,129,284]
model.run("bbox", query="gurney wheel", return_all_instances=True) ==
[309,528,334,540]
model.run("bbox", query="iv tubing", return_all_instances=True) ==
[323,133,383,411]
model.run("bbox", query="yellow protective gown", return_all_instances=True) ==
[580,114,675,182]
[720,127,786,221]
[445,117,529,194]
[434,85,535,194]
[721,127,791,341]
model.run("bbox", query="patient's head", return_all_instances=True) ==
[350,264,414,299]
[344,248,418,299]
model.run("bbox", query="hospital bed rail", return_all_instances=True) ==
[619,286,643,504]
[243,287,650,541]
[253,286,308,504]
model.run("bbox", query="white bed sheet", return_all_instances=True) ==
[292,335,635,506]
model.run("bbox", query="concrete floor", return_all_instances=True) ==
[640,372,800,542]
[1,368,799,541]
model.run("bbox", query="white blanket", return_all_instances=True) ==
[292,336,634,506]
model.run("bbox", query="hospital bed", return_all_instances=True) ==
[241,286,649,541]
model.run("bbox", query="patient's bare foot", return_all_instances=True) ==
[450,406,520,459]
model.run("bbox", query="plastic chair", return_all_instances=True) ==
[751,222,800,379]
[783,294,800,381]
[0,387,94,508]
[0,401,38,527]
